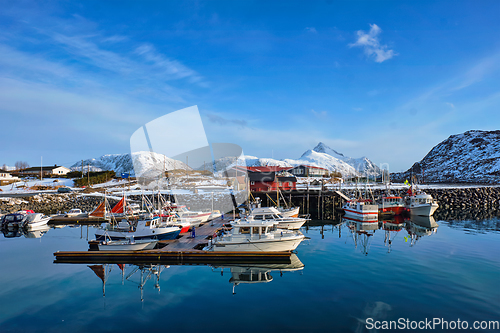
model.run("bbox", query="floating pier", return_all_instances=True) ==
[49,216,107,225]
[53,215,293,265]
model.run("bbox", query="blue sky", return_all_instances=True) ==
[1,0,500,172]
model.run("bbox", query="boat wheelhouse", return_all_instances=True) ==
[378,196,405,215]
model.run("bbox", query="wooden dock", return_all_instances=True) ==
[53,215,293,265]
[49,216,107,225]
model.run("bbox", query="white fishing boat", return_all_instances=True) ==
[246,207,308,230]
[406,192,439,216]
[23,213,51,229]
[98,237,158,251]
[207,219,305,252]
[95,216,181,241]
[342,199,379,220]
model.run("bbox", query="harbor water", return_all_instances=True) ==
[1,213,499,332]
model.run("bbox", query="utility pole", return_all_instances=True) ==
[81,160,84,179]
[40,156,43,181]
[87,162,90,186]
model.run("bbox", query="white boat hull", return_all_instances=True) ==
[98,240,158,251]
[95,226,180,241]
[410,203,438,216]
[213,235,304,252]
[343,208,379,219]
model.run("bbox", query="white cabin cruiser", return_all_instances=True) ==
[207,219,305,252]
[23,213,51,229]
[407,192,439,216]
[246,207,308,230]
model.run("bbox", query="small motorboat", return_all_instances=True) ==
[95,215,181,241]
[97,236,158,251]
[65,208,88,218]
[23,213,51,229]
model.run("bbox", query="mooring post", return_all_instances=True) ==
[307,191,310,215]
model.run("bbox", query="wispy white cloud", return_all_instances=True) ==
[446,102,455,108]
[135,43,205,85]
[310,109,327,118]
[349,24,396,63]
[206,113,247,127]
[305,27,317,33]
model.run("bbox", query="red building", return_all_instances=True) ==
[248,171,297,192]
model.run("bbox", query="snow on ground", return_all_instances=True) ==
[0,178,74,194]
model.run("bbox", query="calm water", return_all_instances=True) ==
[1,214,499,333]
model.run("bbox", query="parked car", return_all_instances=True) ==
[57,187,72,193]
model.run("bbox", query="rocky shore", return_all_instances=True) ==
[1,187,499,219]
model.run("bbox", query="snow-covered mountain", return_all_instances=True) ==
[311,142,381,176]
[197,142,380,178]
[71,152,190,176]
[75,143,380,179]
[391,130,500,183]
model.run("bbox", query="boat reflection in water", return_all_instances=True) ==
[211,253,304,294]
[1,224,51,239]
[405,215,439,247]
[88,263,168,302]
[344,217,379,256]
[381,215,405,253]
[76,253,305,300]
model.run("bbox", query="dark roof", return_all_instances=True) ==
[0,169,12,173]
[248,172,297,183]
[22,165,64,172]
[277,176,297,182]
[248,171,276,182]
[247,166,292,172]
[291,164,329,171]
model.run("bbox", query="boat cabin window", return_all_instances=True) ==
[254,215,264,220]
[252,227,260,235]
[240,227,250,234]
[264,215,274,220]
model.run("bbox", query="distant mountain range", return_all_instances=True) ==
[199,142,381,178]
[72,143,381,178]
[71,131,500,183]
[391,130,500,183]
[71,151,190,176]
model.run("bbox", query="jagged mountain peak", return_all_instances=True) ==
[312,142,344,157]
